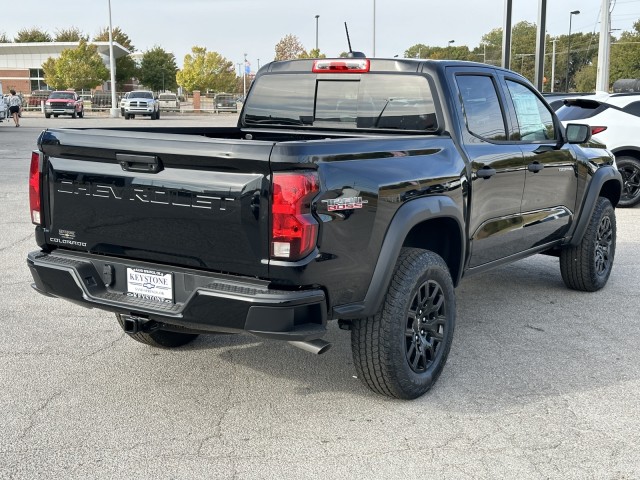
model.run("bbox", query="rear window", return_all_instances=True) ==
[242,73,437,131]
[555,100,609,121]
[159,94,176,100]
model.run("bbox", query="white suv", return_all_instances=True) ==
[556,92,640,207]
[122,90,160,120]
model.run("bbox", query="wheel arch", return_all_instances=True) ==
[332,196,465,319]
[611,147,640,161]
[569,165,622,246]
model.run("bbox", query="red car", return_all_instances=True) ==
[44,91,84,118]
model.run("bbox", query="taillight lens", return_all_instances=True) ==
[591,126,607,135]
[29,151,42,225]
[271,172,319,260]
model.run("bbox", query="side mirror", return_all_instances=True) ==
[565,123,592,144]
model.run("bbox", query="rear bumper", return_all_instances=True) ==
[27,250,327,341]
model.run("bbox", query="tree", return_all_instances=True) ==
[610,20,640,83]
[139,46,179,92]
[15,28,52,43]
[275,34,307,61]
[93,27,137,89]
[404,44,472,61]
[0,32,11,43]
[299,48,326,59]
[176,47,236,93]
[54,27,88,42]
[42,40,109,90]
[574,63,597,92]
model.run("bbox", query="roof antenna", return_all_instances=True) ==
[344,22,366,58]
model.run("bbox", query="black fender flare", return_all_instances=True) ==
[332,196,465,319]
[569,165,622,247]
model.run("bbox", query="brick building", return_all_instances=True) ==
[0,42,129,95]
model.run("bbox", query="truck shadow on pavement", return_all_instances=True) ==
[168,254,638,409]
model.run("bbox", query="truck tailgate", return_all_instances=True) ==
[38,128,273,278]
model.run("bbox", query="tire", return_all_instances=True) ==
[71,110,77,119]
[116,314,199,348]
[156,109,160,119]
[616,156,640,207]
[351,248,456,399]
[53,114,59,118]
[560,197,616,292]
[124,114,130,120]
[78,108,84,118]
[45,113,51,119]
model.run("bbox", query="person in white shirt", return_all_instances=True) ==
[8,89,21,127]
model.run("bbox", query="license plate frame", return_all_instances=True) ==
[126,267,174,304]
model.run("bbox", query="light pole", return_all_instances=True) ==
[566,10,580,92]
[372,0,376,57]
[243,53,247,100]
[107,0,118,117]
[448,40,455,47]
[315,15,320,52]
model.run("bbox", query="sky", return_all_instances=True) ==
[3,0,640,74]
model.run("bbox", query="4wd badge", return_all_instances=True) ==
[322,197,368,211]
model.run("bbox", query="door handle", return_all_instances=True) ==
[528,162,544,173]
[476,167,497,179]
[116,153,162,173]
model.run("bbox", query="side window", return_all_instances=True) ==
[622,101,640,117]
[455,75,507,141]
[505,80,556,142]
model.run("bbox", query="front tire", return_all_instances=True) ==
[560,197,616,291]
[116,314,199,348]
[351,248,456,399]
[616,156,640,207]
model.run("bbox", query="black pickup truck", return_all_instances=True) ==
[28,58,622,399]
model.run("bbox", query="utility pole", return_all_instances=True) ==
[502,0,513,69]
[596,0,612,92]
[315,15,320,51]
[534,0,547,91]
[551,38,558,92]
[566,10,580,92]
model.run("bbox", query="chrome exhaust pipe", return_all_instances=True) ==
[288,339,332,355]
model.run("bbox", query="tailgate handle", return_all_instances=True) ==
[116,154,162,173]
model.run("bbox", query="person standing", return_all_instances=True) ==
[8,89,21,127]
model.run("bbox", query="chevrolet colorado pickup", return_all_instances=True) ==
[27,58,622,399]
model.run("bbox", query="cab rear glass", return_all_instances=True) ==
[242,73,438,132]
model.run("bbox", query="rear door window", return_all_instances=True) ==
[455,75,507,141]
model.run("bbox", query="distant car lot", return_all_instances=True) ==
[1,115,640,478]
[555,92,640,207]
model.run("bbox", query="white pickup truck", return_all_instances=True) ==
[121,90,160,120]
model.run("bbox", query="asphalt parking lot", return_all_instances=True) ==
[1,112,639,479]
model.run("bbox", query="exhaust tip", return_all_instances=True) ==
[288,339,332,355]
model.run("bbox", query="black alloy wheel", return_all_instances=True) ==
[616,156,640,207]
[594,214,613,277]
[405,279,446,373]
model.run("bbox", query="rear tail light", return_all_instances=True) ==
[591,126,607,135]
[312,59,370,73]
[271,172,319,260]
[29,151,42,225]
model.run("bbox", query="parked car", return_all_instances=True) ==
[213,93,237,113]
[158,92,180,112]
[0,95,7,123]
[121,90,160,120]
[542,92,590,111]
[45,91,84,118]
[555,92,640,207]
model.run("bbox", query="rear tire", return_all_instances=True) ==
[351,248,455,399]
[116,314,199,348]
[560,197,616,291]
[616,156,640,207]
[45,113,51,119]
